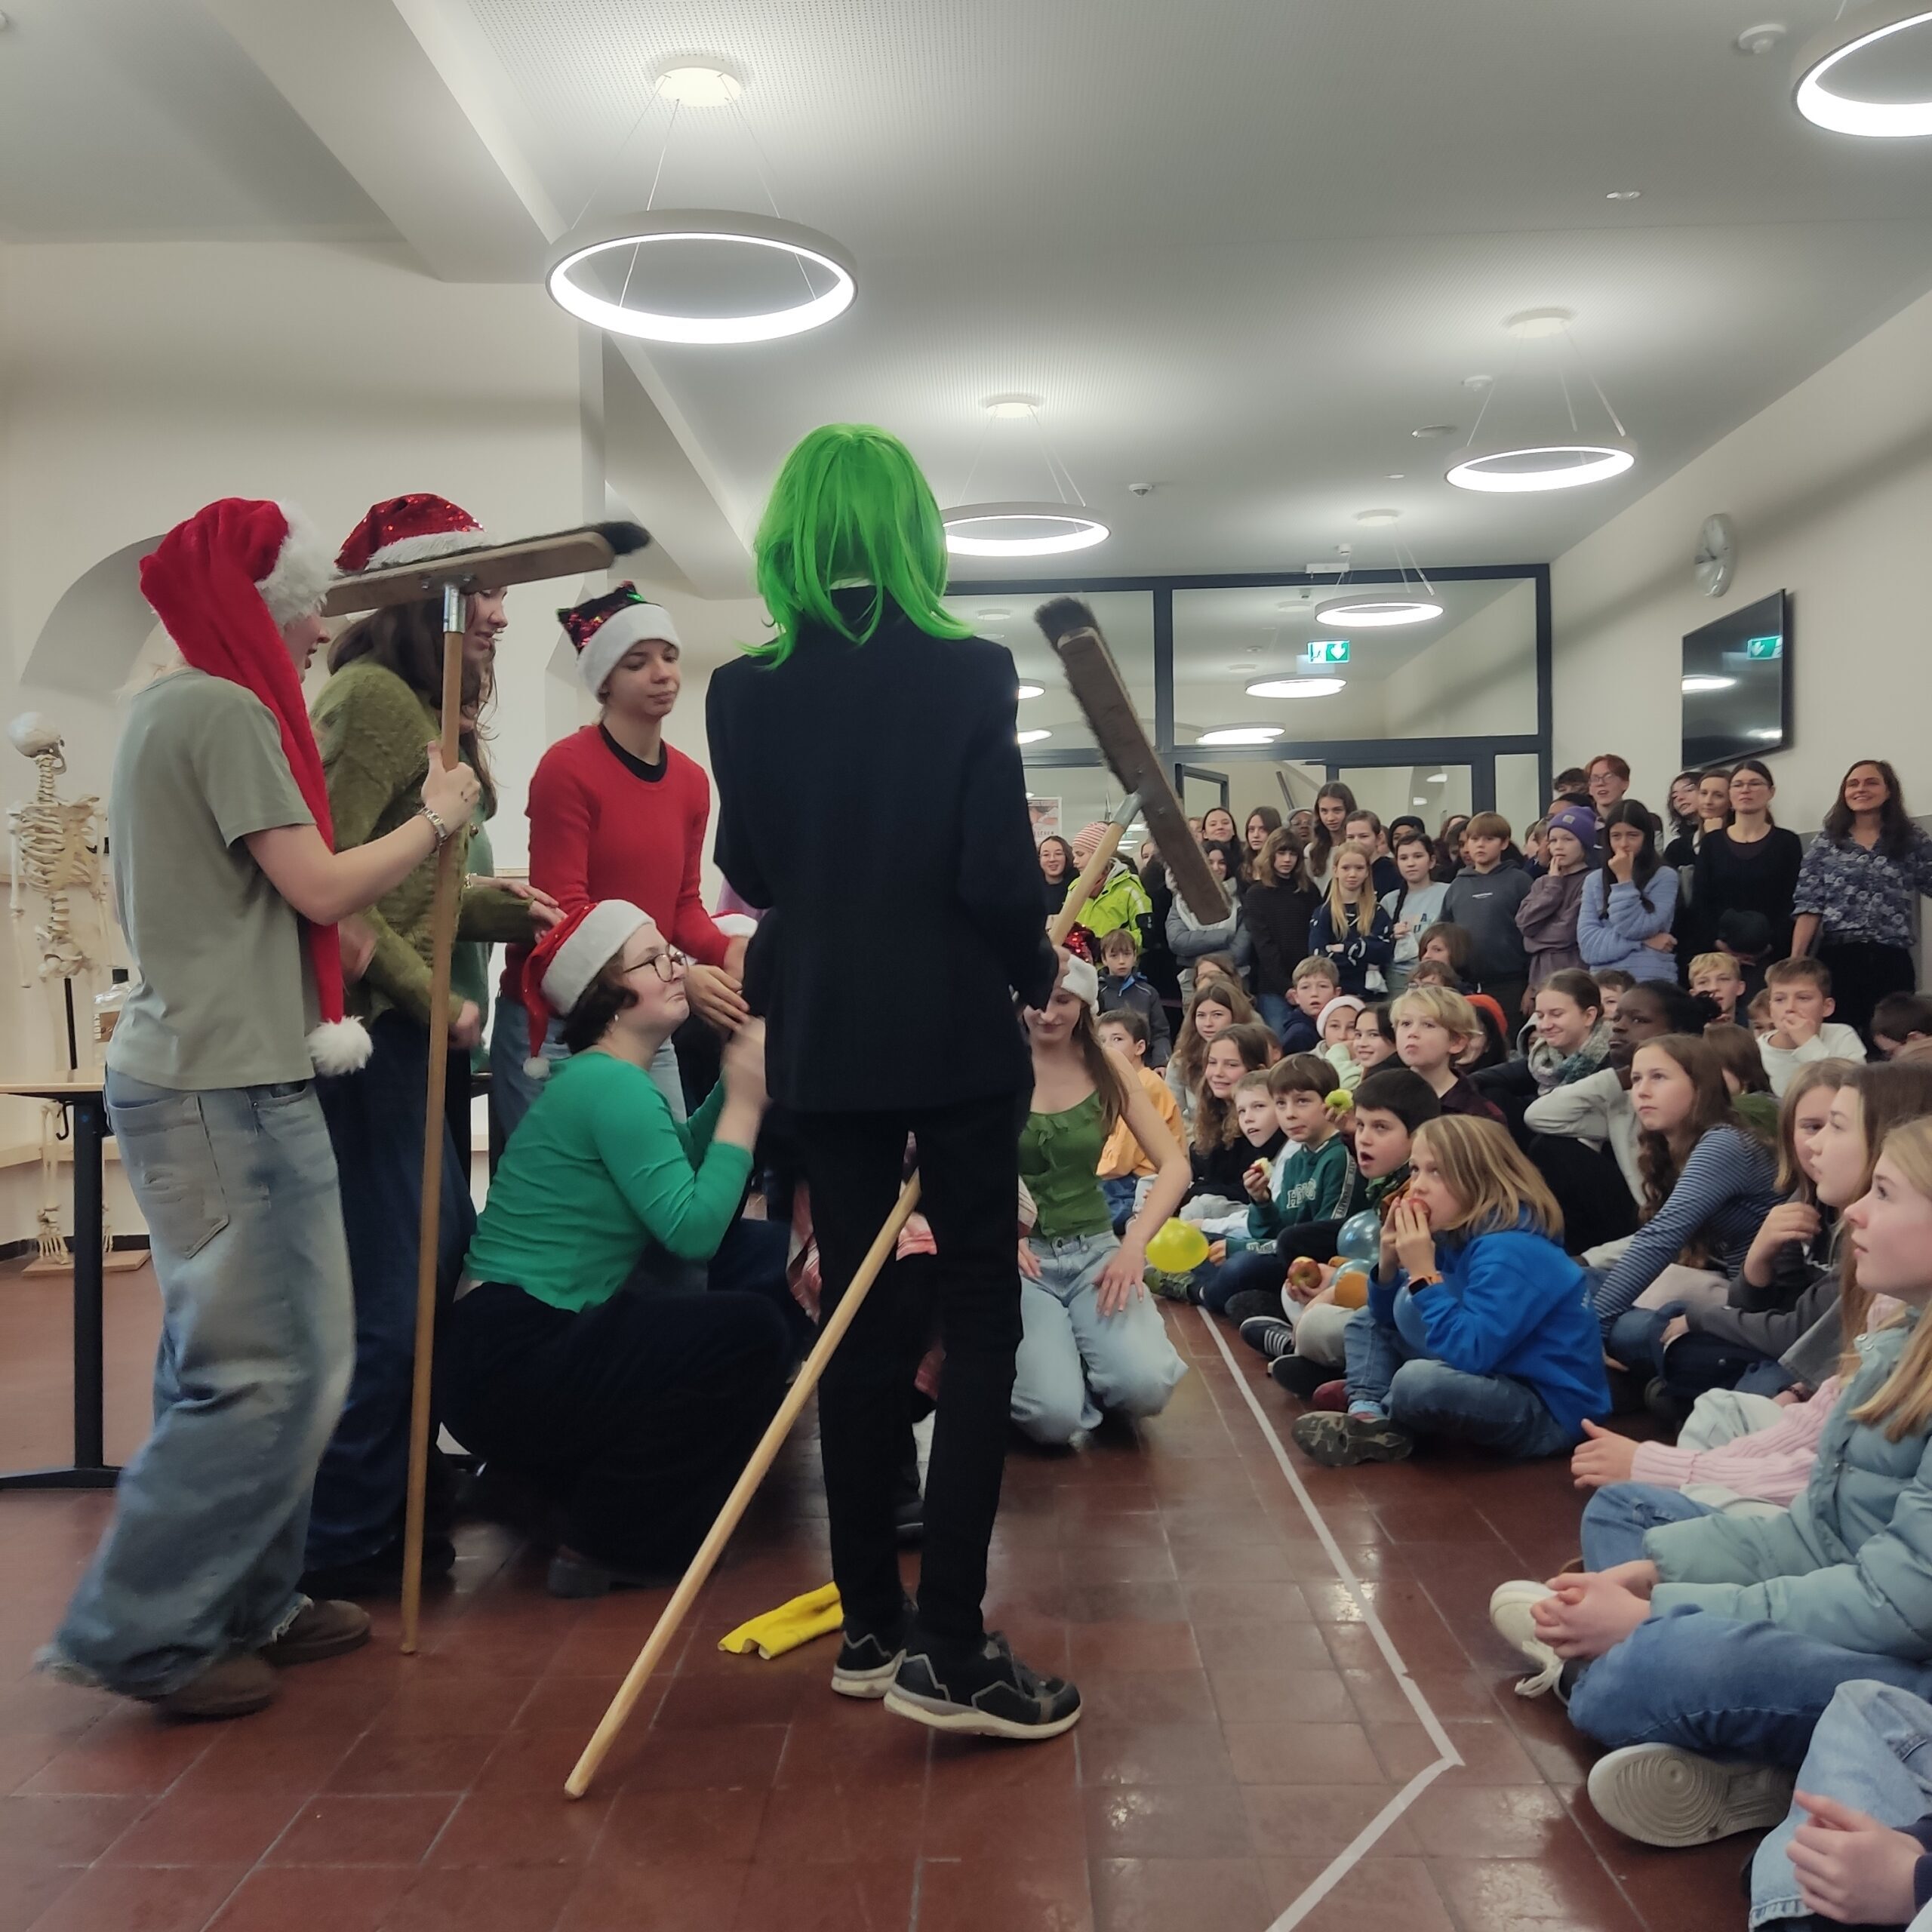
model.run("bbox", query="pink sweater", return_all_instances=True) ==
[1629,1378,1839,1506]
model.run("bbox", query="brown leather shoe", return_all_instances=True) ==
[259,1598,371,1667]
[147,1655,279,1721]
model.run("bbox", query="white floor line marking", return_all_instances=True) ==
[1193,1309,1464,1932]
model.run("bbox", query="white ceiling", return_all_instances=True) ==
[5,0,1932,582]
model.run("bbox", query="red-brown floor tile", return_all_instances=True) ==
[614,1723,787,1792]
[1090,1855,1271,1932]
[924,1781,1087,1863]
[102,1786,306,1866]
[918,1854,1094,1932]
[0,1857,82,1932]
[1429,1849,1648,1929]
[1075,1719,1235,1788]
[1369,1716,1546,1785]
[267,1792,459,1866]
[1082,1782,1255,1860]
[1066,1669,1219,1727]
[323,1732,486,1795]
[1178,1578,1309,1623]
[169,1724,357,1797]
[26,1860,247,1932]
[1242,1781,1417,1859]
[1263,1854,1457,1930]
[1402,1780,1580,1859]
[366,1674,537,1738]
[1066,1621,1201,1675]
[599,1785,768,1864]
[1223,1719,1386,1786]
[208,1866,414,1932]
[749,1778,924,1865]
[928,1729,1075,1794]
[728,1857,914,1932]
[380,1863,583,1932]
[16,1715,211,1796]
[555,1860,749,1932]
[1208,1664,1356,1724]
[429,1789,613,1867]
[0,1792,148,1864]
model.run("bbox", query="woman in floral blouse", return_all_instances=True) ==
[1792,759,1932,1041]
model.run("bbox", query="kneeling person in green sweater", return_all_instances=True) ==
[445,899,793,1598]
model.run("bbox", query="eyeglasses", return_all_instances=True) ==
[626,946,689,983]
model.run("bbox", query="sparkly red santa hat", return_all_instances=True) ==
[138,499,371,1074]
[558,583,681,700]
[334,494,492,575]
[519,898,655,1078]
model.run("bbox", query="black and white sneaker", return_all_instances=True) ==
[1223,1288,1282,1327]
[1268,1353,1333,1398]
[884,1628,1081,1741]
[1239,1315,1296,1361]
[829,1610,909,1700]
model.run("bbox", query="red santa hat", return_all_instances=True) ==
[334,494,492,575]
[519,898,655,1078]
[558,583,681,700]
[138,499,371,1074]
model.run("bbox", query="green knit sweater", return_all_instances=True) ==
[312,659,533,1028]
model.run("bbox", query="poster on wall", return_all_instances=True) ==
[1029,797,1062,842]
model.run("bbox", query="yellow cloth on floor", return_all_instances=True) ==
[716,1583,843,1660]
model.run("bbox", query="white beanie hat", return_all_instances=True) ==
[1060,954,1101,1011]
[558,583,681,700]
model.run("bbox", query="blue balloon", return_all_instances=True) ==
[1336,1209,1383,1263]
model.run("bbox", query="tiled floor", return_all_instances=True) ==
[0,1263,1754,1932]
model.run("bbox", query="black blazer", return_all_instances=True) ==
[707,598,1057,1115]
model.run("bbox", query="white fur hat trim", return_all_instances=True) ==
[1061,954,1101,1011]
[575,601,681,700]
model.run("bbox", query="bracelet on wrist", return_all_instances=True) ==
[418,804,451,849]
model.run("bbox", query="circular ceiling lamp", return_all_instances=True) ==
[1309,509,1441,629]
[1198,725,1284,746]
[547,210,855,344]
[1681,674,1737,693]
[1795,1,1932,134]
[1017,728,1052,746]
[1314,595,1444,628]
[944,503,1109,557]
[945,398,1108,558]
[1016,682,1044,699]
[1246,677,1346,699]
[1445,310,1637,494]
[547,59,857,345]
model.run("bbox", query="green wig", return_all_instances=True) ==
[748,423,972,664]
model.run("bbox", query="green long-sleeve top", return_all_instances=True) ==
[311,660,533,1026]
[464,1050,752,1312]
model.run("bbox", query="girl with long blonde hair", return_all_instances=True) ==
[1306,841,1393,999]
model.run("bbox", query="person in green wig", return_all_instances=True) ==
[707,424,1081,1741]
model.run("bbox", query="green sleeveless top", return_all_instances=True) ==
[1020,1089,1114,1241]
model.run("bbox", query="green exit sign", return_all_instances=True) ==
[1745,635,1783,660]
[1306,638,1350,664]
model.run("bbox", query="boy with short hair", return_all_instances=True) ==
[1441,811,1533,1022]
[1096,924,1171,1068]
[1592,967,1635,1023]
[1281,955,1338,1056]
[1391,985,1504,1121]
[1251,1067,1445,1393]
[1687,951,1747,1026]
[1760,955,1867,1097]
[1096,1008,1183,1231]
[1872,992,1932,1060]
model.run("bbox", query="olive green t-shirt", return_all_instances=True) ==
[1020,1090,1114,1241]
[106,669,318,1090]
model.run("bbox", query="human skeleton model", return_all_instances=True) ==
[7,713,117,1269]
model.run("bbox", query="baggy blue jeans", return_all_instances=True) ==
[1580,1481,1715,1571]
[1749,1679,1932,1927]
[1567,1604,1932,1769]
[1011,1232,1187,1444]
[49,1072,354,1697]
[1341,1308,1574,1459]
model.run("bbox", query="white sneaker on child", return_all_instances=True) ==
[1586,1743,1794,1847]
[1487,1580,1564,1698]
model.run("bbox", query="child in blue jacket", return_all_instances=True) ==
[1293,1113,1610,1466]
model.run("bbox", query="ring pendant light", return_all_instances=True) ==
[945,398,1109,558]
[1314,513,1442,630]
[1445,311,1637,494]
[545,61,857,346]
[1794,0,1932,134]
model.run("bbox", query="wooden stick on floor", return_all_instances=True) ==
[398,585,468,1657]
[563,801,1137,1798]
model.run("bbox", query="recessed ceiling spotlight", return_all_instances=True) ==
[1246,678,1346,699]
[1604,189,1643,200]
[654,60,745,106]
[1016,683,1044,699]
[1017,728,1052,745]
[1386,473,1407,480]
[1506,308,1574,340]
[1411,424,1457,440]
[1355,509,1401,526]
[1462,374,1494,391]
[1315,596,1443,628]
[1226,662,1259,672]
[1681,674,1738,693]
[1199,725,1285,746]
[1736,21,1787,53]
[1794,2,1932,136]
[983,393,1042,419]
[976,607,1013,619]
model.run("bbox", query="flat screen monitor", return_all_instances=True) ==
[1682,589,1790,768]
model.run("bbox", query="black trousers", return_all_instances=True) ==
[797,1091,1026,1645]
[441,1268,790,1574]
[1818,940,1915,1046]
[1528,1134,1641,1256]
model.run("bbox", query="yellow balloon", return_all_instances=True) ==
[1331,1264,1371,1309]
[1146,1219,1211,1275]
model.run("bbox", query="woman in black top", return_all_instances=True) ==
[1687,760,1803,964]
[1241,827,1315,1044]
[1037,834,1077,918]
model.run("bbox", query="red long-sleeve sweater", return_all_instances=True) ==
[500,724,729,996]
